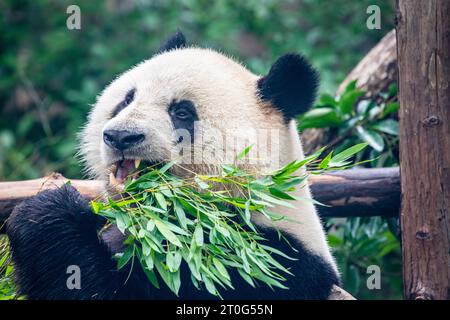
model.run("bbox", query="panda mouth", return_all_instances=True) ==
[108,159,162,186]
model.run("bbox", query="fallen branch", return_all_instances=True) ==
[337,29,397,97]
[328,285,356,300]
[311,168,400,218]
[0,168,400,232]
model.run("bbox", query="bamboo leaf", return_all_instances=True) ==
[154,220,182,247]
[154,192,168,211]
[329,142,368,166]
[194,224,204,246]
[117,246,134,270]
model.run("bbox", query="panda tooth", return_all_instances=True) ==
[134,159,141,169]
[109,172,118,185]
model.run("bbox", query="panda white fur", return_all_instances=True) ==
[7,31,340,299]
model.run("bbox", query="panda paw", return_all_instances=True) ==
[7,184,101,240]
[5,185,120,299]
[6,184,105,270]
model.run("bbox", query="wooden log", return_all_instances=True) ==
[310,167,400,218]
[0,173,104,232]
[328,285,356,300]
[337,29,397,97]
[397,0,450,300]
[0,168,400,232]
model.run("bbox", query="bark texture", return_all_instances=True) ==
[397,0,450,300]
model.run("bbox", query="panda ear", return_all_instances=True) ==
[159,30,186,53]
[257,53,319,122]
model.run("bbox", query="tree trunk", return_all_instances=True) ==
[397,0,450,300]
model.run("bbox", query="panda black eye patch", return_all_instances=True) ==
[111,88,136,118]
[168,100,198,123]
[168,99,199,143]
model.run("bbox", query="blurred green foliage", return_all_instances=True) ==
[0,237,19,300]
[0,0,399,300]
[0,0,394,180]
[302,81,399,167]
[309,83,401,299]
[327,217,402,299]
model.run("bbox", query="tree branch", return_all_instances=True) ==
[0,168,400,233]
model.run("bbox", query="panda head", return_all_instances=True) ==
[79,31,318,186]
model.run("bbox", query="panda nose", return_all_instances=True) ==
[103,130,145,151]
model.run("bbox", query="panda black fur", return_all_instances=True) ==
[6,32,340,300]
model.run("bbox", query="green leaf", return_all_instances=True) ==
[252,266,288,290]
[213,258,230,281]
[195,176,210,189]
[268,187,296,200]
[146,220,155,232]
[372,119,399,136]
[318,151,333,169]
[356,126,385,152]
[154,257,180,296]
[356,100,372,115]
[154,220,182,247]
[326,234,343,247]
[236,145,253,160]
[329,143,368,166]
[215,224,230,238]
[138,228,146,238]
[240,249,251,273]
[194,224,204,246]
[115,212,131,234]
[382,102,399,117]
[202,274,219,296]
[388,83,398,96]
[166,251,182,272]
[158,159,177,174]
[317,93,337,107]
[90,201,104,214]
[260,245,297,261]
[244,200,251,223]
[253,190,295,208]
[338,89,364,115]
[142,242,152,257]
[237,268,255,288]
[174,201,188,229]
[299,108,341,130]
[117,246,134,270]
[142,205,166,214]
[141,265,159,289]
[343,80,357,93]
[154,192,167,211]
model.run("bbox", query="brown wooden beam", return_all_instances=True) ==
[0,168,400,233]
[397,0,450,300]
[310,167,400,219]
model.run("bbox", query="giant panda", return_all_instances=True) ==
[6,31,340,300]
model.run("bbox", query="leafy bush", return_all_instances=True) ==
[299,82,401,299]
[300,80,399,166]
[327,217,402,299]
[0,237,18,300]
